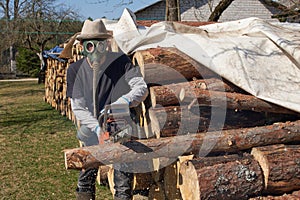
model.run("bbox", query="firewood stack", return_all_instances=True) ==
[43,22,300,199]
[44,57,74,120]
[127,47,300,199]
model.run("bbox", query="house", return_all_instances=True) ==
[134,0,290,22]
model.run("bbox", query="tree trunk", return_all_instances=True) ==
[208,0,235,22]
[251,144,300,195]
[10,45,16,76]
[64,120,300,170]
[165,0,180,21]
[179,154,264,200]
[132,47,217,84]
[150,86,297,114]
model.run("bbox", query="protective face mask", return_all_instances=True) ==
[82,40,107,65]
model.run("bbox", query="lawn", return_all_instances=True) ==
[0,80,112,200]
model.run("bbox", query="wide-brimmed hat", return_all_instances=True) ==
[76,19,112,41]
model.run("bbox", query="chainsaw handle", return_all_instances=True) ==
[98,131,110,145]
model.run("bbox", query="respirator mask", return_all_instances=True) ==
[82,39,107,65]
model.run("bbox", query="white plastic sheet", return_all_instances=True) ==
[104,9,300,113]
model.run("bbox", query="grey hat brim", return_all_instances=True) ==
[76,33,112,40]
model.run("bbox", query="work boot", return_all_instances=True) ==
[76,192,95,200]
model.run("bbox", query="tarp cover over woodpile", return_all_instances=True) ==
[103,8,300,113]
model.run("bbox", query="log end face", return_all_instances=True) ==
[64,150,83,170]
[179,160,200,200]
[251,147,270,189]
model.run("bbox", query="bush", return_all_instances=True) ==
[16,47,40,77]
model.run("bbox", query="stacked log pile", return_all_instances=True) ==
[43,57,74,119]
[43,21,300,199]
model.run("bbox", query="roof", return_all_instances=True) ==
[134,0,163,14]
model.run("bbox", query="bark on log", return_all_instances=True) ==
[96,165,111,186]
[148,105,210,138]
[149,78,246,107]
[148,105,292,138]
[251,144,300,195]
[150,85,297,114]
[163,162,182,200]
[148,182,166,200]
[179,154,264,200]
[249,190,300,200]
[64,120,300,170]
[132,47,217,84]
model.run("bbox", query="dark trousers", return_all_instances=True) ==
[77,125,133,199]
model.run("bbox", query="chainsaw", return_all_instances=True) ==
[98,104,135,144]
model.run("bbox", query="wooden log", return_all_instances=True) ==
[133,172,153,191]
[148,182,166,200]
[96,165,111,186]
[132,47,217,84]
[251,144,300,195]
[148,105,293,138]
[64,120,300,170]
[163,162,182,200]
[149,78,246,107]
[106,166,153,193]
[150,85,297,114]
[148,105,210,138]
[249,190,300,200]
[179,154,264,200]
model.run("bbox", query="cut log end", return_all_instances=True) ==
[251,144,300,194]
[179,160,200,200]
[251,147,269,189]
[64,150,83,170]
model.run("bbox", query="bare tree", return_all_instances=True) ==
[262,0,300,22]
[0,0,82,75]
[166,0,180,21]
[18,0,81,55]
[208,0,234,21]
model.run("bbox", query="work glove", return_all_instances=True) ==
[112,96,130,106]
[94,125,101,138]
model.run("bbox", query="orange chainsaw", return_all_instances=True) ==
[98,104,134,145]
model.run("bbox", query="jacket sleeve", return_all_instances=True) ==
[122,64,149,107]
[70,97,99,132]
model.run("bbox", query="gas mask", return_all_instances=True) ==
[82,40,108,117]
[82,39,107,65]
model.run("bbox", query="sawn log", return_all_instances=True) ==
[64,120,300,170]
[179,154,264,200]
[132,47,217,84]
[150,85,297,114]
[251,144,300,195]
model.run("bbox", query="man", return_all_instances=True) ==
[66,19,148,200]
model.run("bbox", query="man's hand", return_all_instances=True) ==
[95,125,110,145]
[112,96,130,105]
[98,131,110,145]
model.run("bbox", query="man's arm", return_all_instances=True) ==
[122,76,149,107]
[114,64,149,107]
[67,59,100,134]
[71,97,99,133]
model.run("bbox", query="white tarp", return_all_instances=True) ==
[104,9,300,113]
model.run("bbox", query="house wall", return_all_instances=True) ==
[135,0,281,22]
[135,1,166,20]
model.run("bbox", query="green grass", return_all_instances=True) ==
[0,81,113,200]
